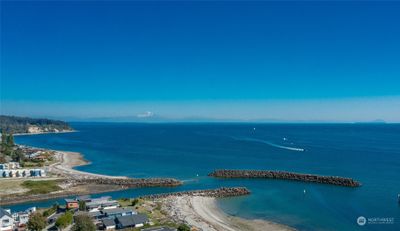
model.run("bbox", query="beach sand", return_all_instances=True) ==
[49,150,127,179]
[163,196,295,231]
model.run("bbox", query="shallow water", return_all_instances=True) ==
[11,123,400,230]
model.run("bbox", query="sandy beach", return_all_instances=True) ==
[49,150,127,179]
[162,196,295,231]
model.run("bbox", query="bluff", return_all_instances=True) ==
[0,115,73,134]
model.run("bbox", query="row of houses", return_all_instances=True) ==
[0,169,46,178]
[0,162,20,170]
[0,207,36,231]
[64,195,161,230]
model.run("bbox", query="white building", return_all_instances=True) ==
[0,169,46,178]
[12,212,29,227]
[0,208,14,231]
[0,162,20,170]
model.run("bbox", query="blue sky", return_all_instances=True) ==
[1,1,400,122]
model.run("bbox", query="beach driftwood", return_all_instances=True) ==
[209,169,361,187]
[140,187,250,200]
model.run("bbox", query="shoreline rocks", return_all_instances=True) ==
[70,177,183,188]
[209,169,361,187]
[140,187,250,200]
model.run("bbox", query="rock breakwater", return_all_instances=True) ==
[70,177,182,188]
[209,169,361,187]
[140,187,250,200]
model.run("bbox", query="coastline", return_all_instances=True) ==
[49,150,128,179]
[10,132,295,230]
[162,195,295,231]
[13,130,77,136]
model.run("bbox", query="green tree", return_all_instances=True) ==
[0,131,15,156]
[131,198,139,206]
[12,148,25,163]
[78,200,86,211]
[27,212,47,231]
[72,214,96,231]
[55,211,73,230]
[6,133,14,146]
[177,224,191,231]
[1,131,9,155]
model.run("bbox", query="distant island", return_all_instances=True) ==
[0,115,73,134]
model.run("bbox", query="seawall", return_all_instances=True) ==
[209,169,361,187]
[140,187,250,200]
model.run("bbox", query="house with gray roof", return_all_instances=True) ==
[116,214,149,229]
[101,218,116,230]
[0,208,14,231]
[103,208,135,219]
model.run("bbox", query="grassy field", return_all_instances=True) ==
[22,180,62,194]
[0,179,28,195]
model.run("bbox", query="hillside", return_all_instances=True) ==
[0,115,73,134]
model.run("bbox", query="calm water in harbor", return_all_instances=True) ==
[12,123,400,231]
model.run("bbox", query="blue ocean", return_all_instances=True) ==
[11,123,400,231]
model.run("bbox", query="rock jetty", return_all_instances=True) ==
[209,169,361,187]
[140,187,250,200]
[70,177,182,188]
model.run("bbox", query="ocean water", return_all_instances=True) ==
[11,123,400,231]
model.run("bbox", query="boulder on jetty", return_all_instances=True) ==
[209,169,361,187]
[140,187,250,200]
[70,177,182,188]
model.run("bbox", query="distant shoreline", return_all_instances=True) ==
[13,130,77,136]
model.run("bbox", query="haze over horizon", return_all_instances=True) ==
[1,1,400,122]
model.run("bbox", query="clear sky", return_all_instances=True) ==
[1,1,400,122]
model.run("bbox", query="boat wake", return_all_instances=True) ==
[233,137,305,152]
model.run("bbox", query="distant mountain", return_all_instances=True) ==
[0,115,73,134]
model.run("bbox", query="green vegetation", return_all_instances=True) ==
[79,200,86,211]
[131,198,139,206]
[22,180,62,194]
[72,214,96,231]
[27,212,47,231]
[177,224,191,231]
[43,203,59,217]
[55,211,73,230]
[0,115,72,134]
[0,131,15,163]
[0,131,27,164]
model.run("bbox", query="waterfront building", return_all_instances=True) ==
[86,199,119,212]
[0,208,14,231]
[116,214,149,229]
[0,162,20,170]
[65,199,79,209]
[103,208,135,219]
[0,169,46,178]
[12,212,29,227]
[101,218,116,230]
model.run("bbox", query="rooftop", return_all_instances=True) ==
[117,214,148,227]
[0,208,11,217]
[102,218,116,227]
[103,208,133,215]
